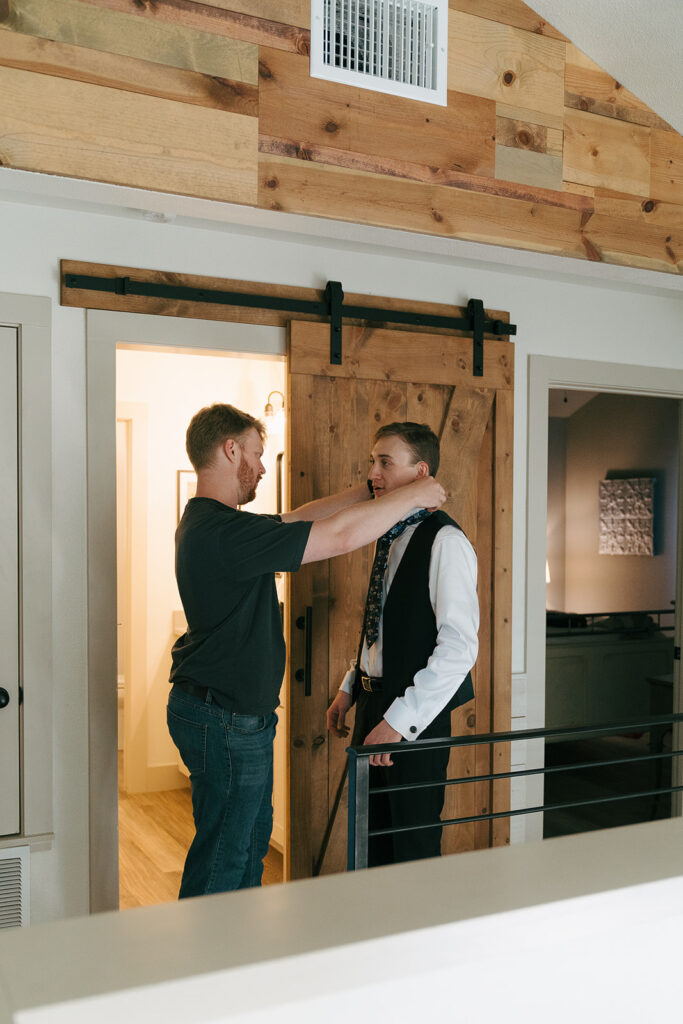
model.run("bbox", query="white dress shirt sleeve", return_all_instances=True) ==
[383,526,479,741]
[340,665,356,694]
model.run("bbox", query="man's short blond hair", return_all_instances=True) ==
[186,403,266,471]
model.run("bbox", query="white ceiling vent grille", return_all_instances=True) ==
[311,0,448,106]
[0,846,30,929]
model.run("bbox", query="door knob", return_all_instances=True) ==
[0,688,10,709]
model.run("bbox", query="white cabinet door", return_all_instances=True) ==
[0,325,19,836]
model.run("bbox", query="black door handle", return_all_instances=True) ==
[295,606,313,697]
[0,688,10,710]
[304,606,312,697]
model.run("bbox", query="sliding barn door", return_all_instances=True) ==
[288,321,513,878]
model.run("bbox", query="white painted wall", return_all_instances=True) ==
[0,189,681,922]
[530,0,683,134]
[564,393,679,613]
[115,348,286,781]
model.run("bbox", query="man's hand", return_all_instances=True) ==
[327,690,352,738]
[364,719,402,766]
[406,475,446,512]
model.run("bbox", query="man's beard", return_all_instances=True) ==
[237,460,259,505]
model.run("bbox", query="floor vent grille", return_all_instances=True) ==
[311,0,447,105]
[0,846,30,929]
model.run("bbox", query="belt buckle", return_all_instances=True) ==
[361,675,373,693]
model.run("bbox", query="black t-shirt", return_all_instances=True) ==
[170,497,312,714]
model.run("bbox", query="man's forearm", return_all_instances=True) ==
[282,482,370,523]
[301,477,443,564]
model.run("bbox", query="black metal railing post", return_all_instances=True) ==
[347,749,356,871]
[347,748,370,870]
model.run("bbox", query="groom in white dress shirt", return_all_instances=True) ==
[327,422,479,865]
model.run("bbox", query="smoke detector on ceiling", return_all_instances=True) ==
[310,0,448,106]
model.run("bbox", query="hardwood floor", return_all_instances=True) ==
[118,754,283,909]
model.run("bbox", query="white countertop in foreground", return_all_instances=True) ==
[1,817,682,1023]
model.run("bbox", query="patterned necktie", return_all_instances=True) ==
[362,509,431,648]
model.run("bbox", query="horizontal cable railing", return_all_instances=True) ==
[346,712,683,869]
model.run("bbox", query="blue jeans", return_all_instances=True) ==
[167,686,277,899]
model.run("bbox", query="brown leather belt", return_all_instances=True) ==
[360,675,383,693]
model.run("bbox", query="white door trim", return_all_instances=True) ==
[115,403,148,794]
[526,356,683,839]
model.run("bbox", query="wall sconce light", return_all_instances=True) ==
[264,390,285,417]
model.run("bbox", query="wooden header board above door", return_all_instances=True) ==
[287,321,513,879]
[59,259,510,335]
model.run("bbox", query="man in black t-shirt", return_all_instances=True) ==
[168,403,446,898]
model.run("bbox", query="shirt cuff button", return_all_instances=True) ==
[409,726,417,733]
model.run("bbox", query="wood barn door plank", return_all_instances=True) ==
[288,321,513,877]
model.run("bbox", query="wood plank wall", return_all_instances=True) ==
[1,0,681,274]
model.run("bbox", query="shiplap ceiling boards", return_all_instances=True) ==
[310,0,448,104]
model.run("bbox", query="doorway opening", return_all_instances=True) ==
[543,389,680,838]
[115,344,286,908]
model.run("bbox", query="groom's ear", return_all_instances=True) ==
[416,461,430,479]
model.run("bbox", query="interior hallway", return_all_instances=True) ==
[118,754,283,909]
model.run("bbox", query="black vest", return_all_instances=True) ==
[352,510,475,715]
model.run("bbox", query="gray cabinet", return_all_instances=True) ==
[546,631,674,732]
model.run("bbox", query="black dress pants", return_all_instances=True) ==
[351,690,451,867]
